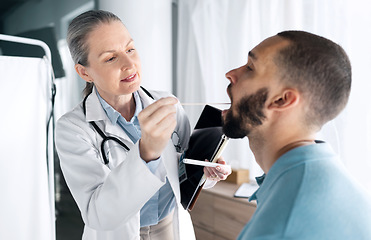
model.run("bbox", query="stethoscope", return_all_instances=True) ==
[83,86,181,165]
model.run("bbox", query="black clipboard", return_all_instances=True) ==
[179,105,229,210]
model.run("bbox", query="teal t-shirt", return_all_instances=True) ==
[238,142,371,240]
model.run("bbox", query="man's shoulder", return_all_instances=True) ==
[246,151,371,240]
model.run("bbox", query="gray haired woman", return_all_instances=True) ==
[55,10,231,240]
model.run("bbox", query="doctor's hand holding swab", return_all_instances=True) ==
[138,97,178,162]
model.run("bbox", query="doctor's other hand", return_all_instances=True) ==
[138,97,178,162]
[204,157,232,182]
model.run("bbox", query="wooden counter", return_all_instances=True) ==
[190,181,257,240]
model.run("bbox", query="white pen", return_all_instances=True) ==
[183,158,226,168]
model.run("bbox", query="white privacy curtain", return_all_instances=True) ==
[0,56,55,240]
[176,0,260,177]
[176,0,371,189]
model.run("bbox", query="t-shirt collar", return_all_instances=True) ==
[249,142,335,202]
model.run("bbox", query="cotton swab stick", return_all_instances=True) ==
[181,102,230,106]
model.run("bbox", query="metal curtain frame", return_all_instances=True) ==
[0,33,55,240]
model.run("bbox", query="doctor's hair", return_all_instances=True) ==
[274,30,351,130]
[67,10,122,97]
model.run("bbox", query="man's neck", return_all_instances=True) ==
[249,132,316,173]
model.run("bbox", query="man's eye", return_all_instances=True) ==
[247,65,253,71]
[127,48,135,53]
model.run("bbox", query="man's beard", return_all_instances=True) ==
[222,88,268,139]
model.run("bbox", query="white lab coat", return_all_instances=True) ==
[55,87,195,240]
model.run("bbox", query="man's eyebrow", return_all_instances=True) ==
[126,38,134,47]
[248,51,257,60]
[98,39,134,57]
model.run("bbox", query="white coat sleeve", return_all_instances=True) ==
[55,113,166,231]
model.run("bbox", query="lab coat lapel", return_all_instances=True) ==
[104,121,133,143]
[163,140,181,202]
[138,87,155,108]
[84,87,106,122]
[85,87,133,143]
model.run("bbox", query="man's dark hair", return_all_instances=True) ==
[275,31,351,130]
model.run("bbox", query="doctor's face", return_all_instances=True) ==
[82,21,142,100]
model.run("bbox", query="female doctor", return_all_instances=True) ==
[55,10,231,240]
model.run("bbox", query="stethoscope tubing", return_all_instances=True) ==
[82,87,154,165]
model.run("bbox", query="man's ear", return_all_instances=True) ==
[75,64,93,83]
[268,89,299,111]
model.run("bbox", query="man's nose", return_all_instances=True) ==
[225,68,238,84]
